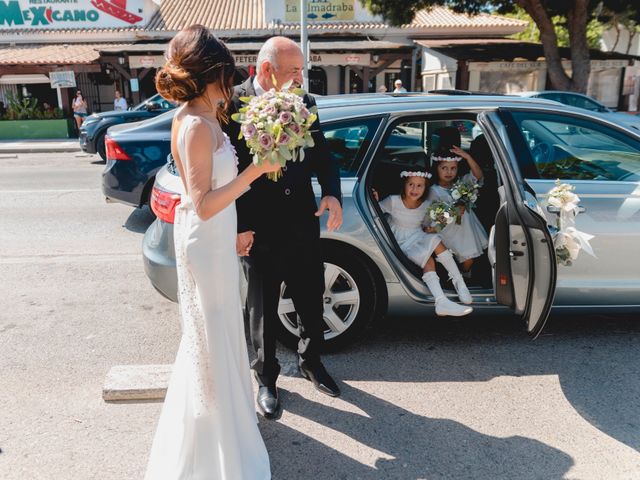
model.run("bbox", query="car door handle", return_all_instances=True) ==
[547,205,586,213]
[510,250,525,257]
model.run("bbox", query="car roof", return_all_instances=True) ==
[315,92,563,121]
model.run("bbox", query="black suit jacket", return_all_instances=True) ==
[227,77,341,242]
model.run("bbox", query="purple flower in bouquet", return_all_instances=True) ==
[279,111,293,125]
[288,122,301,135]
[242,123,257,139]
[258,132,273,149]
[278,133,291,145]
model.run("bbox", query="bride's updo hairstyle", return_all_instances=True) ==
[156,24,235,123]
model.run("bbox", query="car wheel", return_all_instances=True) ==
[276,245,378,351]
[96,131,107,161]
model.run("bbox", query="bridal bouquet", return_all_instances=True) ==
[425,201,455,232]
[231,81,317,181]
[450,178,480,224]
[547,180,596,266]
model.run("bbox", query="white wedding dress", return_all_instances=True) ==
[145,113,271,480]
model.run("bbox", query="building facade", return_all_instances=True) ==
[0,0,526,114]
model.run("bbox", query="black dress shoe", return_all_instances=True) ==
[299,362,341,397]
[256,386,280,419]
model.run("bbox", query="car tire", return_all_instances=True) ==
[96,131,107,161]
[275,245,379,352]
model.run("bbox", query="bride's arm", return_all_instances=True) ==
[184,118,266,221]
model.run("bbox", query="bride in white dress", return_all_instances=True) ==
[145,25,279,480]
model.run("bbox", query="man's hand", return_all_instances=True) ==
[315,196,343,232]
[237,231,254,256]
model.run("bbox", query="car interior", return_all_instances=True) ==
[366,115,500,296]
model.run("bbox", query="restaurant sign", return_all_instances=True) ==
[285,0,355,22]
[0,0,147,29]
[49,70,76,88]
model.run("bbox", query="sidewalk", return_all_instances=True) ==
[0,138,82,154]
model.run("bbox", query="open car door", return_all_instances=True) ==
[477,110,557,338]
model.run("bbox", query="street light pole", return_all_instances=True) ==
[301,0,309,90]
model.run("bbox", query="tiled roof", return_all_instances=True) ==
[146,0,266,31]
[408,7,526,29]
[0,43,129,64]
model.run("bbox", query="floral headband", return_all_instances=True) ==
[431,154,462,162]
[400,170,432,179]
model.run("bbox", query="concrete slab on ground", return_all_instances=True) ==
[103,364,172,402]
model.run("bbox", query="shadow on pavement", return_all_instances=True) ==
[263,385,572,479]
[262,313,640,478]
[123,205,156,233]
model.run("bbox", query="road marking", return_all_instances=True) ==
[0,253,142,264]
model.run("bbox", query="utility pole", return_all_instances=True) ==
[301,0,309,89]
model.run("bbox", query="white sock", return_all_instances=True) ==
[422,271,445,301]
[436,249,462,280]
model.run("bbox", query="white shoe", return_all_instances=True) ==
[452,277,473,305]
[435,297,473,317]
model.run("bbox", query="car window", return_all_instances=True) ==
[567,94,603,112]
[322,117,381,177]
[511,111,640,181]
[132,94,175,111]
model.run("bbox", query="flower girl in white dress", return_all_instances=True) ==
[374,170,473,316]
[144,25,279,480]
[427,147,489,275]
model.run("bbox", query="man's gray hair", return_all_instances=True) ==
[256,37,301,71]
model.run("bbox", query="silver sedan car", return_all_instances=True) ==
[143,93,640,350]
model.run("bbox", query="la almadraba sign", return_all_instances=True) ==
[0,0,145,28]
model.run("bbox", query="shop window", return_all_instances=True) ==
[309,67,327,96]
[479,70,536,94]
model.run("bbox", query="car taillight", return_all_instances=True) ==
[105,136,131,161]
[150,185,181,224]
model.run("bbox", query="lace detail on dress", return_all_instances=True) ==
[173,200,215,417]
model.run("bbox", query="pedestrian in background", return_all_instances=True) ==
[393,79,407,93]
[72,90,88,130]
[113,90,128,111]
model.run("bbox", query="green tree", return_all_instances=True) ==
[506,6,603,50]
[360,0,639,93]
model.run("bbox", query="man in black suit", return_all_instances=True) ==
[227,37,343,419]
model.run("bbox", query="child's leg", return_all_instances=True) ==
[422,269,472,317]
[423,256,436,273]
[462,258,474,273]
[435,244,473,305]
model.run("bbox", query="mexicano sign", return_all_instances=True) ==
[0,0,146,29]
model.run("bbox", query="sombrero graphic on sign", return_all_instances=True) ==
[0,0,146,28]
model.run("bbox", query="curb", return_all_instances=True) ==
[0,146,83,154]
[0,140,82,154]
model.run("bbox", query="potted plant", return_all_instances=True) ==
[0,92,74,139]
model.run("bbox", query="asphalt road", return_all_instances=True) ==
[2,152,640,479]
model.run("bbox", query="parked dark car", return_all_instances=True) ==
[101,109,173,208]
[517,91,640,132]
[143,93,640,350]
[80,93,175,160]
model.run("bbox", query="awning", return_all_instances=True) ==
[0,74,50,84]
[100,40,411,55]
[0,43,130,65]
